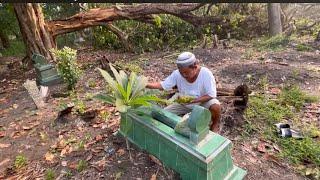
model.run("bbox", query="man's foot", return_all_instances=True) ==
[210,124,220,133]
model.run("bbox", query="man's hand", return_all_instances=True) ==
[146,82,163,90]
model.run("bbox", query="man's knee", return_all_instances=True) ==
[209,104,221,114]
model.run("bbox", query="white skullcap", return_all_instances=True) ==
[176,52,196,68]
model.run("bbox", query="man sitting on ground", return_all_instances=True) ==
[146,52,221,132]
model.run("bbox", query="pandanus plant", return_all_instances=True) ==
[95,63,162,160]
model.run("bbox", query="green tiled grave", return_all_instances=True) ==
[119,106,246,180]
[32,54,62,86]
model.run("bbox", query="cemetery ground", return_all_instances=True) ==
[0,40,320,180]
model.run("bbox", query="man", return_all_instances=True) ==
[146,52,221,132]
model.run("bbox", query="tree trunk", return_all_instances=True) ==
[268,3,283,36]
[13,4,55,64]
[0,31,10,49]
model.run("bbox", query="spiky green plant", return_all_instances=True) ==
[95,64,162,113]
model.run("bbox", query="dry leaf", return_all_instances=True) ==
[0,143,11,148]
[10,131,24,138]
[92,157,106,172]
[12,104,18,109]
[150,174,157,180]
[149,155,162,166]
[257,143,266,153]
[95,135,103,141]
[91,147,104,153]
[45,152,55,162]
[61,161,68,167]
[60,145,73,157]
[86,154,93,161]
[0,131,5,138]
[68,161,77,169]
[270,88,281,95]
[0,158,10,167]
[116,149,126,157]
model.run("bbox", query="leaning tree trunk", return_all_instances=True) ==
[13,4,55,64]
[268,3,283,36]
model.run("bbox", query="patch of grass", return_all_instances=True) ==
[279,85,318,110]
[244,85,320,178]
[45,169,55,180]
[296,43,313,51]
[88,79,96,88]
[253,35,290,51]
[0,40,26,57]
[64,170,73,178]
[277,137,320,166]
[114,60,143,74]
[241,48,255,60]
[245,95,293,125]
[100,111,110,122]
[76,160,87,172]
[84,93,94,101]
[14,155,27,169]
[77,140,85,150]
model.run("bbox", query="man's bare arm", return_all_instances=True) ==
[191,95,213,104]
[146,82,163,90]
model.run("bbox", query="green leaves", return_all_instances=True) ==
[97,63,161,113]
[51,47,82,90]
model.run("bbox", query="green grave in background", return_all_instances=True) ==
[31,54,62,86]
[119,105,246,180]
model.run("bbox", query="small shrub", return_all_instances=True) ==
[14,155,27,169]
[76,160,87,172]
[45,169,55,180]
[51,47,82,90]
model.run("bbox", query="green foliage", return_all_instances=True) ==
[42,3,81,20]
[95,64,163,113]
[76,160,87,172]
[296,43,313,51]
[295,18,320,38]
[114,60,143,74]
[0,40,25,57]
[0,4,20,39]
[45,169,55,180]
[277,137,320,166]
[51,47,82,90]
[253,35,290,51]
[93,15,198,52]
[279,85,318,110]
[14,155,27,169]
[75,100,86,115]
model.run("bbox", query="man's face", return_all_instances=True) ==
[178,66,197,80]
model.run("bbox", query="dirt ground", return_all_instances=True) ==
[1,44,319,179]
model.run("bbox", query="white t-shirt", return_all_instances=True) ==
[160,67,217,98]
